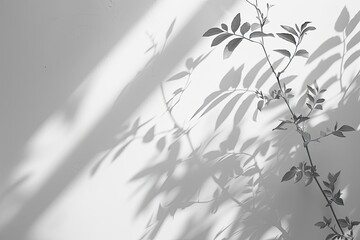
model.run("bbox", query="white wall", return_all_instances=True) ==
[0,0,360,240]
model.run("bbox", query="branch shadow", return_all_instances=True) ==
[120,5,360,240]
[0,0,242,239]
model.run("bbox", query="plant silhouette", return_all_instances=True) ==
[91,2,360,240]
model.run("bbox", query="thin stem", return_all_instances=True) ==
[260,44,283,91]
[245,0,345,233]
[309,131,334,143]
[278,37,302,78]
[302,138,344,235]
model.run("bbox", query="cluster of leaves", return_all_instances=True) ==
[311,123,356,145]
[332,123,356,138]
[306,81,326,112]
[281,162,319,186]
[274,22,315,59]
[199,2,360,240]
[203,6,275,59]
[315,216,341,240]
[322,171,343,206]
[315,215,360,240]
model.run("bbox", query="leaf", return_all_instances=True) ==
[242,57,267,88]
[273,49,291,58]
[295,171,303,183]
[352,221,360,226]
[323,181,331,189]
[307,36,342,64]
[301,21,311,31]
[315,221,326,229]
[156,136,166,152]
[344,49,360,69]
[231,13,241,33]
[306,103,313,110]
[173,88,183,95]
[240,22,251,35]
[166,19,176,39]
[314,105,322,110]
[305,176,313,186]
[250,31,274,38]
[215,93,242,129]
[325,233,336,240]
[257,100,264,111]
[156,204,166,221]
[191,91,222,119]
[335,7,350,32]
[295,49,309,58]
[143,125,155,143]
[221,23,228,31]
[211,33,232,47]
[307,85,316,95]
[332,131,345,137]
[338,125,355,132]
[233,95,255,124]
[201,92,232,117]
[333,196,344,206]
[346,10,360,36]
[333,171,341,182]
[302,26,316,34]
[314,80,319,92]
[223,38,243,59]
[185,58,194,70]
[316,98,325,103]
[203,27,223,37]
[281,25,298,36]
[324,190,333,197]
[307,93,314,103]
[277,33,296,45]
[346,31,360,51]
[281,167,297,182]
[167,71,189,81]
[251,23,260,31]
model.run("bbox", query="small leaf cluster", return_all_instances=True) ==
[255,89,280,111]
[323,171,344,206]
[306,82,326,111]
[315,215,360,240]
[315,216,333,229]
[281,162,319,186]
[274,22,316,58]
[315,216,342,240]
[202,11,274,59]
[332,123,356,138]
[339,217,360,231]
[255,84,291,112]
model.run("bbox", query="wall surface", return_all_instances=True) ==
[1,0,360,240]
